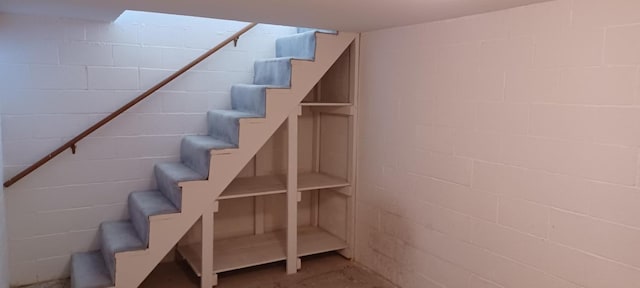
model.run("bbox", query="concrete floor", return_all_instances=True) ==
[21,253,396,288]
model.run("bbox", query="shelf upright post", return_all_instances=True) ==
[253,155,266,235]
[339,39,359,260]
[310,83,322,226]
[286,109,300,274]
[201,201,219,287]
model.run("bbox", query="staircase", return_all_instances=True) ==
[69,28,356,288]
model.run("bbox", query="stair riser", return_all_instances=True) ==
[154,166,184,209]
[276,31,316,60]
[99,227,116,282]
[100,221,147,285]
[71,252,113,288]
[180,139,211,180]
[253,59,292,87]
[129,202,150,246]
[207,112,241,146]
[230,85,267,116]
[128,191,180,252]
[179,136,236,179]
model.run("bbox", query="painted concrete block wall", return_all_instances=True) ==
[357,1,640,287]
[0,116,8,288]
[0,11,295,285]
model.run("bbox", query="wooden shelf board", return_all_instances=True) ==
[298,226,349,257]
[219,175,287,200]
[300,102,351,107]
[298,173,349,191]
[177,226,347,276]
[219,172,349,200]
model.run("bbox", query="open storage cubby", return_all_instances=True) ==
[176,42,358,284]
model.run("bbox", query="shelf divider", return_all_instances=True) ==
[286,111,299,274]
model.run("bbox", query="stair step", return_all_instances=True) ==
[297,27,338,34]
[276,31,317,60]
[181,135,235,177]
[230,84,270,116]
[207,110,261,146]
[253,57,293,87]
[71,251,113,288]
[100,221,145,282]
[154,162,205,209]
[128,190,179,246]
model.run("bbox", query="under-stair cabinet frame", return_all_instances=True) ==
[176,37,360,287]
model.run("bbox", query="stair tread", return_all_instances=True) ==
[130,190,179,218]
[232,83,285,89]
[101,221,146,254]
[208,109,262,119]
[71,251,113,288]
[156,162,206,182]
[182,135,236,151]
[254,57,295,63]
[281,31,316,38]
[297,27,338,34]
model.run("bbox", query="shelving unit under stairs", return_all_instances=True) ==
[176,40,359,285]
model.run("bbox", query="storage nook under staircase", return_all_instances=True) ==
[176,41,359,286]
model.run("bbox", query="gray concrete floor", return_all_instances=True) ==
[21,253,396,288]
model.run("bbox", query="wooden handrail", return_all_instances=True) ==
[4,23,259,188]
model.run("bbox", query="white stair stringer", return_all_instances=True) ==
[111,31,357,288]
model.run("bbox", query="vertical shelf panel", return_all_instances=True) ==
[319,113,350,180]
[319,48,351,103]
[286,112,299,274]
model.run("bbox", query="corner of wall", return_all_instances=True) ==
[0,115,8,288]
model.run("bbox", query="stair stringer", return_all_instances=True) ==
[111,31,357,288]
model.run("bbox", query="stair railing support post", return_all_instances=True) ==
[286,110,299,274]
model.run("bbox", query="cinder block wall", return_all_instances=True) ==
[357,0,640,287]
[0,11,295,285]
[0,116,8,288]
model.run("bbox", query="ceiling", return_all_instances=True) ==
[0,0,551,32]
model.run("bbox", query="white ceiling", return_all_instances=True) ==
[0,0,551,32]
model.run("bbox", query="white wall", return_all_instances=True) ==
[0,116,8,288]
[357,1,640,288]
[0,11,295,285]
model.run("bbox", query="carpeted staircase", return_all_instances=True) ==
[68,28,353,288]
